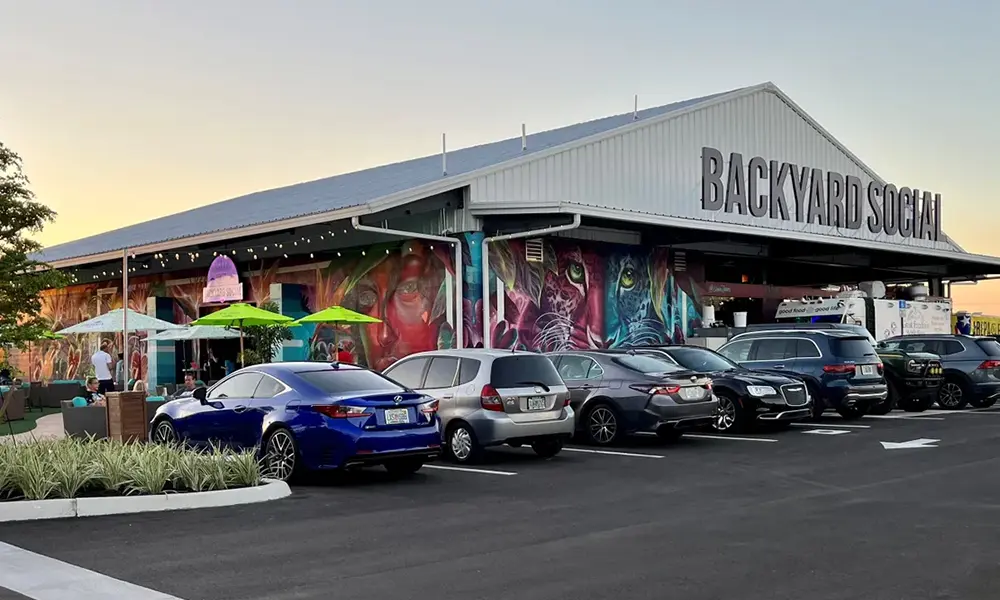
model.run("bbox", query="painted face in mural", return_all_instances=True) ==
[534,245,604,351]
[605,253,665,347]
[354,243,445,371]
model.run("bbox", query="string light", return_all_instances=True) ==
[337,252,341,257]
[310,253,314,259]
[174,253,179,260]
[263,246,268,251]
[253,255,258,260]
[385,249,390,254]
[361,250,366,256]
[283,254,288,258]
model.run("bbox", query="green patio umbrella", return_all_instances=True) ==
[190,303,297,367]
[295,306,381,361]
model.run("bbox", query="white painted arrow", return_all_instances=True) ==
[880,438,940,450]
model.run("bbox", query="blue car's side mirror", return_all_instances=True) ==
[193,387,208,404]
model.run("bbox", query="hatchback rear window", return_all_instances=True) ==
[829,337,877,359]
[614,354,685,374]
[975,339,1000,357]
[490,355,563,388]
[297,369,406,395]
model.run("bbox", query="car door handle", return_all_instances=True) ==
[579,384,593,389]
[442,394,454,399]
[233,405,249,413]
[772,365,785,369]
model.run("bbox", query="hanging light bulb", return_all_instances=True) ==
[361,250,366,256]
[253,255,258,260]
[102,271,106,276]
[175,253,180,260]
[293,241,298,246]
[429,245,434,250]
[306,238,311,244]
[319,235,324,240]
[195,252,200,258]
[231,250,236,255]
[213,252,218,256]
[385,249,390,255]
[283,254,288,258]
[309,253,314,259]
[337,252,341,257]
[264,246,268,251]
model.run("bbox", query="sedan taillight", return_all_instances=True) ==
[420,399,439,415]
[629,383,681,395]
[312,405,370,418]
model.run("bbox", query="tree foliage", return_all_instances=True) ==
[0,142,68,351]
[240,301,294,366]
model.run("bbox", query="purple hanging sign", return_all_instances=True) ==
[202,255,243,304]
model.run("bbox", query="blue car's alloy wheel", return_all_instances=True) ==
[264,429,298,482]
[152,420,176,444]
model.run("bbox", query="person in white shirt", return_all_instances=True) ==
[91,345,114,394]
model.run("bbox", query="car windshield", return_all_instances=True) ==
[666,347,738,372]
[614,354,686,374]
[297,369,406,395]
[491,355,563,388]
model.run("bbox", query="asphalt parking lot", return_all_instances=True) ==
[3,408,1000,600]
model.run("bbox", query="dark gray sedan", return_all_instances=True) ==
[545,350,717,445]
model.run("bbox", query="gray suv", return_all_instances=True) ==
[382,350,575,464]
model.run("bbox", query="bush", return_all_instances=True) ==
[0,438,263,501]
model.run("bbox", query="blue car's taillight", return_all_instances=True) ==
[420,399,439,416]
[312,405,370,418]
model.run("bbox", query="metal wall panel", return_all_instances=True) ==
[469,89,952,252]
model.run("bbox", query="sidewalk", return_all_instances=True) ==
[0,413,65,445]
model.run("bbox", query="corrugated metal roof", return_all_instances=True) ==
[38,88,739,264]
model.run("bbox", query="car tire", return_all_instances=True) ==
[384,459,424,476]
[530,439,563,459]
[835,404,867,420]
[446,422,482,464]
[583,402,623,446]
[262,427,302,483]
[807,383,825,419]
[937,378,969,410]
[868,381,897,416]
[150,417,177,445]
[714,392,748,433]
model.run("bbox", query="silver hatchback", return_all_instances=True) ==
[382,349,575,463]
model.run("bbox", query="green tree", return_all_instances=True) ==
[0,142,67,353]
[240,300,294,365]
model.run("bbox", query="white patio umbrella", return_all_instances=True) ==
[56,308,184,335]
[145,325,241,342]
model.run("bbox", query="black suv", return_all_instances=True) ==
[718,329,887,420]
[629,345,812,432]
[880,334,1000,409]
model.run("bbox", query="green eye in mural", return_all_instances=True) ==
[567,261,585,284]
[619,267,636,290]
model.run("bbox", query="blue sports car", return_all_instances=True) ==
[149,362,442,481]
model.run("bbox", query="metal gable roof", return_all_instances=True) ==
[36,88,740,265]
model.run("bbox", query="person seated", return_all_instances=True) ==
[132,379,148,394]
[80,377,107,406]
[335,343,353,364]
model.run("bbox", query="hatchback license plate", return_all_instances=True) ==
[860,365,876,376]
[680,387,704,400]
[384,408,410,425]
[527,396,546,411]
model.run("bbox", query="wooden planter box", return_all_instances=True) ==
[105,391,149,443]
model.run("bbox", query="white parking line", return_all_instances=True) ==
[792,422,871,429]
[684,433,779,443]
[563,447,664,459]
[923,408,1000,416]
[863,414,945,421]
[0,542,183,599]
[424,464,517,476]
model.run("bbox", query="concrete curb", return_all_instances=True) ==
[0,479,291,522]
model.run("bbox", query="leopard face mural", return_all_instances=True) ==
[472,233,701,351]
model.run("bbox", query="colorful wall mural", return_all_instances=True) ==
[7,240,457,382]
[4,234,701,381]
[464,232,703,351]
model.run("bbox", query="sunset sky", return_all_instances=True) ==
[1,0,997,310]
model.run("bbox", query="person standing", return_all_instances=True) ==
[91,344,114,394]
[115,352,125,390]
